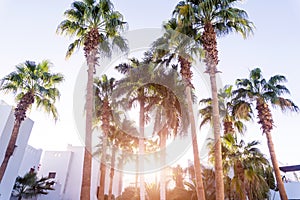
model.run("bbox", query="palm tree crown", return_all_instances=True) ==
[174,0,254,37]
[1,60,64,120]
[199,85,252,135]
[57,0,127,59]
[235,67,299,134]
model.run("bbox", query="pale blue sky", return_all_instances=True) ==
[0,0,300,167]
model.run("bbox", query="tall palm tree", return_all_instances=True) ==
[94,74,117,200]
[57,1,127,198]
[114,58,149,200]
[151,18,206,200]
[107,129,117,200]
[151,77,188,200]
[116,119,139,196]
[93,124,138,200]
[199,85,252,200]
[114,55,188,200]
[174,1,254,198]
[0,60,63,182]
[107,120,139,200]
[234,67,299,200]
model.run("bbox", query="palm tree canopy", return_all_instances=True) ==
[12,171,55,199]
[94,74,115,103]
[173,0,255,39]
[0,60,64,120]
[235,67,299,113]
[151,18,203,69]
[208,134,275,199]
[199,85,252,134]
[113,58,190,138]
[56,0,128,58]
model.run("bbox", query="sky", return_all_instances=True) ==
[0,0,300,169]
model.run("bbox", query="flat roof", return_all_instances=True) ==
[279,165,300,173]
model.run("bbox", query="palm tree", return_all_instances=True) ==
[200,84,273,199]
[114,55,189,200]
[150,72,188,200]
[57,1,127,198]
[116,120,139,196]
[107,133,117,200]
[12,170,55,200]
[199,85,252,136]
[114,59,149,200]
[107,120,140,200]
[94,75,139,200]
[220,134,274,200]
[234,67,299,200]
[0,60,63,182]
[145,183,160,200]
[174,1,254,198]
[151,18,206,200]
[94,74,117,200]
[172,165,185,189]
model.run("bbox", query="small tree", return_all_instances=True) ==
[12,170,55,200]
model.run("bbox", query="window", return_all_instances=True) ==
[48,172,56,179]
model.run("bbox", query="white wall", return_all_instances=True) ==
[270,182,300,200]
[61,145,84,200]
[0,104,34,200]
[37,145,84,200]
[38,150,72,193]
[38,182,61,200]
[18,145,42,177]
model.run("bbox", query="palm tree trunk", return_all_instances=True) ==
[0,120,21,182]
[98,134,108,200]
[178,55,206,200]
[108,148,116,200]
[139,90,145,200]
[160,128,167,200]
[135,154,139,189]
[98,99,110,200]
[265,131,288,200]
[0,92,33,182]
[209,73,225,200]
[80,49,97,200]
[186,86,206,200]
[236,161,246,200]
[117,159,123,196]
[256,99,288,200]
[202,22,224,200]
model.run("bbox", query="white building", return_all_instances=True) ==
[37,144,123,200]
[270,182,300,200]
[270,165,300,199]
[37,145,85,200]
[18,145,43,177]
[0,101,36,200]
